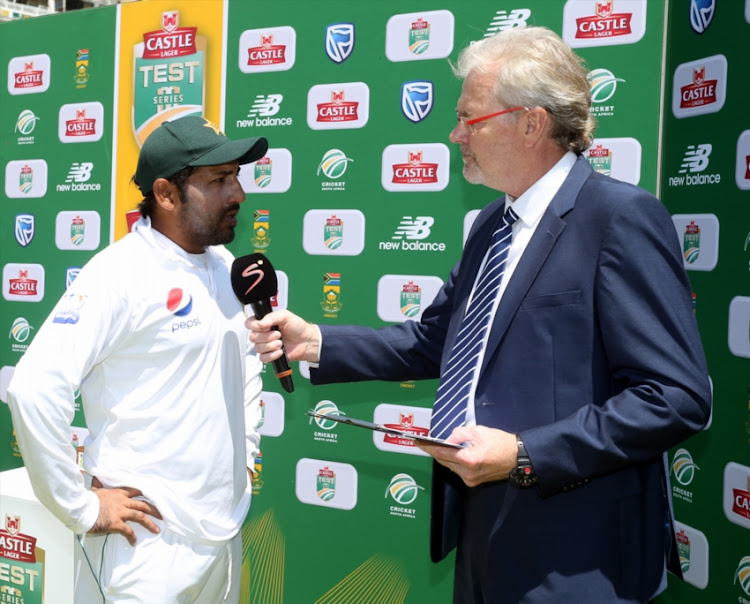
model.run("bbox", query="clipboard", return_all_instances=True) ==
[306,410,465,449]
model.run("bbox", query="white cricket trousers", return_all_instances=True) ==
[74,518,242,603]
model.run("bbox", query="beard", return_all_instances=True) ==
[462,154,485,185]
[177,196,240,249]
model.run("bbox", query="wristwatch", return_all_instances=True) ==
[508,435,538,488]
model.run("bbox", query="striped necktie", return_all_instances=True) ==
[430,205,519,440]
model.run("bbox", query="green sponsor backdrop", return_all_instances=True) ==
[1,7,116,471]
[7,1,744,602]
[657,2,750,603]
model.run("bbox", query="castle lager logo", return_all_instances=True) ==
[732,478,750,521]
[14,62,43,89]
[307,82,369,130]
[383,412,429,447]
[317,90,359,123]
[324,215,343,250]
[133,11,205,147]
[143,11,197,57]
[3,265,44,302]
[252,210,270,250]
[680,67,717,109]
[58,102,104,143]
[0,514,44,603]
[254,157,272,188]
[317,466,336,501]
[321,272,342,315]
[400,282,421,318]
[65,108,96,138]
[574,1,633,39]
[382,143,449,191]
[248,34,287,66]
[672,54,727,119]
[683,221,701,264]
[8,54,50,95]
[587,143,612,176]
[392,151,438,185]
[409,18,430,54]
[239,26,296,73]
[1,516,36,563]
[8,270,38,298]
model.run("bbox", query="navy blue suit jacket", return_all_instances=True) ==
[312,157,711,603]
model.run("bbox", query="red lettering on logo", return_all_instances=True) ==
[575,13,632,39]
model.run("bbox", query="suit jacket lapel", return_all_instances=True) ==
[480,156,593,375]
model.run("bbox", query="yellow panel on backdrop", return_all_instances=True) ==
[113,0,226,241]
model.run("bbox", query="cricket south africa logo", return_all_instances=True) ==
[133,11,205,147]
[672,448,700,485]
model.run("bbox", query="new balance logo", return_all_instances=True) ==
[236,94,292,127]
[393,216,434,240]
[65,162,94,183]
[668,143,720,187]
[56,162,100,192]
[248,94,283,118]
[485,9,531,37]
[679,144,711,173]
[380,216,446,252]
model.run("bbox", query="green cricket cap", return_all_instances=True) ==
[135,116,268,194]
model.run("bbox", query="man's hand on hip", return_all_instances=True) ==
[89,477,162,546]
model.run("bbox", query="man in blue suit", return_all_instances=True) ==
[248,27,711,603]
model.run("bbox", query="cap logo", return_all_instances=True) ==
[203,120,223,136]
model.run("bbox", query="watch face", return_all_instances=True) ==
[510,465,538,488]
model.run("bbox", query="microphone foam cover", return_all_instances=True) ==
[230,253,278,305]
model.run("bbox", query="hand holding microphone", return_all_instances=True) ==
[231,253,294,393]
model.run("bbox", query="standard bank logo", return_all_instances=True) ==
[325,23,355,63]
[484,8,531,36]
[401,81,433,123]
[669,144,720,186]
[689,0,716,34]
[237,94,292,128]
[14,214,35,248]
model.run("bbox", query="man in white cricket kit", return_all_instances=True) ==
[7,116,268,603]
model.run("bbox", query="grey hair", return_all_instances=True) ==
[453,26,596,153]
